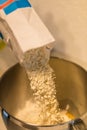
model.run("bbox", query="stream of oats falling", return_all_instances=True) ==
[16,46,73,125]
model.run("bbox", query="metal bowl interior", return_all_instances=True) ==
[0,57,87,127]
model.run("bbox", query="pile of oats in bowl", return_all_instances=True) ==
[16,46,74,125]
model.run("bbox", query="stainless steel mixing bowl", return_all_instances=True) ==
[0,57,87,130]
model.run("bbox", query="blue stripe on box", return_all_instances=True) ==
[17,0,31,8]
[4,2,17,15]
[3,0,32,15]
[0,0,7,5]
